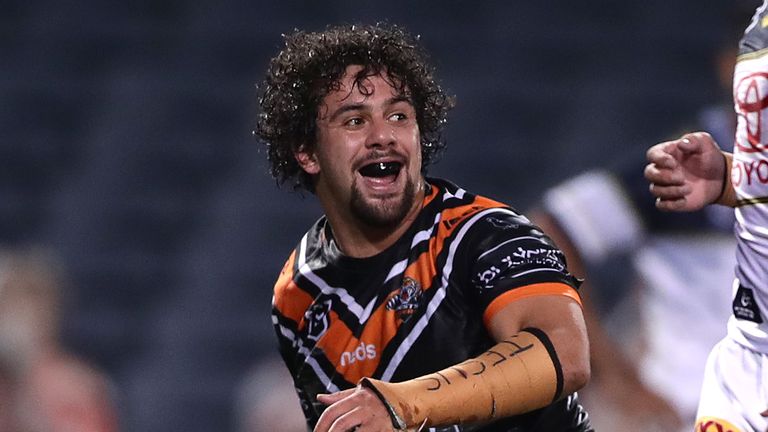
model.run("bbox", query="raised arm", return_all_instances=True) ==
[644,131,736,211]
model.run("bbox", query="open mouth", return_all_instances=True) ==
[358,161,403,178]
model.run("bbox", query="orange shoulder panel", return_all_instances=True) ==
[482,282,582,328]
[273,251,315,324]
[471,194,507,210]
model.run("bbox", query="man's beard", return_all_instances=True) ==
[349,174,418,229]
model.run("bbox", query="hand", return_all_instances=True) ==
[644,132,727,212]
[762,408,768,432]
[314,386,395,432]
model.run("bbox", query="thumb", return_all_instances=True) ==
[316,388,355,406]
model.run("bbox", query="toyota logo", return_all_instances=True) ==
[735,72,768,153]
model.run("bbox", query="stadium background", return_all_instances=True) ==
[1,1,741,430]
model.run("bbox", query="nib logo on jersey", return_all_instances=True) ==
[732,284,763,324]
[386,277,423,322]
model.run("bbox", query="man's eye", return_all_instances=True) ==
[389,113,407,121]
[345,118,364,127]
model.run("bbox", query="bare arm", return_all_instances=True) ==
[486,294,590,397]
[313,294,590,432]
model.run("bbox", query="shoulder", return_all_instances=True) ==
[460,205,582,308]
[427,180,556,262]
[427,179,534,236]
[426,178,513,231]
[272,217,326,310]
[465,209,564,265]
[740,4,768,56]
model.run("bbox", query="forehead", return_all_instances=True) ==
[322,65,404,107]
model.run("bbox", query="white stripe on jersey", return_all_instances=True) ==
[410,213,441,247]
[510,267,567,279]
[297,211,445,322]
[384,213,442,284]
[384,259,408,284]
[441,187,466,201]
[297,233,378,324]
[476,236,548,260]
[272,314,340,393]
[380,207,516,381]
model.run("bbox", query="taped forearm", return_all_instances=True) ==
[360,328,563,429]
[715,152,737,207]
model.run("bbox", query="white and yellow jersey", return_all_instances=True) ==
[728,0,768,351]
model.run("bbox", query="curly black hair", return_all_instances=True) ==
[255,23,455,192]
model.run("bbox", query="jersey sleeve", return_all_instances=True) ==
[462,210,583,325]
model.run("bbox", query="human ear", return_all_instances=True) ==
[294,146,320,175]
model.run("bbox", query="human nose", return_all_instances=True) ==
[364,118,396,149]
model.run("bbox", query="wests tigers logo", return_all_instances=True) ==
[386,277,422,322]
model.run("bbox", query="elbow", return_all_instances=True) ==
[561,353,591,396]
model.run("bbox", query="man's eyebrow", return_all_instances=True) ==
[328,103,366,123]
[326,96,414,122]
[387,95,413,105]
[387,95,414,107]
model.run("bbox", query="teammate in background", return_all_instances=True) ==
[528,6,752,430]
[645,3,768,430]
[0,246,119,432]
[256,23,592,431]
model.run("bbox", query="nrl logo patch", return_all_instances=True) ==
[733,284,763,324]
[304,299,332,341]
[386,277,423,322]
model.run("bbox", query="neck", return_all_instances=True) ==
[322,186,425,259]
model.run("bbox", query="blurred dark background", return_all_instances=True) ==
[0,1,740,430]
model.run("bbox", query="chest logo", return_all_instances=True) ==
[386,277,423,322]
[732,284,763,324]
[304,299,332,341]
[735,72,768,153]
